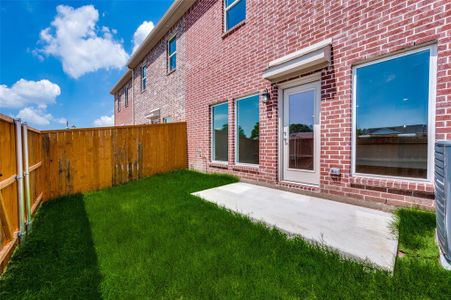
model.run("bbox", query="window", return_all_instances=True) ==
[211,102,228,162]
[117,95,121,112]
[141,65,147,91]
[163,117,173,123]
[224,0,246,31]
[168,36,176,72]
[236,94,259,165]
[124,87,129,107]
[353,46,436,179]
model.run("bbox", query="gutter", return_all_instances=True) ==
[127,0,195,69]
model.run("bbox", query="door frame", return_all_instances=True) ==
[277,72,322,186]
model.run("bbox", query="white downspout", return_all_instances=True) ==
[14,119,25,239]
[22,123,31,231]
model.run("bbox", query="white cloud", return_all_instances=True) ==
[16,107,53,126]
[55,117,68,125]
[93,114,114,127]
[35,5,129,79]
[132,21,154,53]
[0,79,61,109]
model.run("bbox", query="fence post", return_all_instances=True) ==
[14,119,25,239]
[22,123,31,231]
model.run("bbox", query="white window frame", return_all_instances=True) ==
[235,93,260,166]
[224,0,245,32]
[124,87,129,107]
[351,44,437,182]
[141,65,147,91]
[211,102,229,163]
[168,35,177,72]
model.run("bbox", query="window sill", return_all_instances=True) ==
[222,21,246,39]
[209,162,228,169]
[232,163,259,173]
[167,69,176,76]
[350,175,434,199]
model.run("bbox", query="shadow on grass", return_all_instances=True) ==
[1,171,450,298]
[0,194,102,299]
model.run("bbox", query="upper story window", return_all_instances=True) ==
[141,65,147,91]
[211,102,228,162]
[117,95,121,112]
[236,94,259,165]
[224,0,246,31]
[168,36,176,72]
[353,46,436,180]
[124,87,129,107]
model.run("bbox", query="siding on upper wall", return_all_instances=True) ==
[132,17,187,125]
[183,0,451,209]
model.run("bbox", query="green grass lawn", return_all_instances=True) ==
[1,170,450,299]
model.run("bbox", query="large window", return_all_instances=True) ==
[168,36,176,72]
[211,103,229,162]
[353,46,435,179]
[224,0,246,31]
[117,95,121,112]
[141,65,147,91]
[236,95,259,165]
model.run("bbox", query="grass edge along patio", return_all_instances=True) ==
[1,170,450,299]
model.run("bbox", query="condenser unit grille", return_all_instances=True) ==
[435,141,451,262]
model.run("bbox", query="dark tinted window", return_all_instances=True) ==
[212,103,228,162]
[225,0,245,31]
[355,49,431,178]
[236,95,259,164]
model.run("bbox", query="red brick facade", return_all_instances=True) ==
[184,0,451,209]
[114,79,133,126]
[113,18,186,125]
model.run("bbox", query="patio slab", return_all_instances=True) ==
[192,182,398,271]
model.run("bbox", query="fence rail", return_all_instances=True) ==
[41,122,187,199]
[0,115,45,271]
[0,115,187,272]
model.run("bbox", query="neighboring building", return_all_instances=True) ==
[111,70,133,126]
[110,0,193,125]
[112,0,451,209]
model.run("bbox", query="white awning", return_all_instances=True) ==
[145,108,160,119]
[262,38,332,81]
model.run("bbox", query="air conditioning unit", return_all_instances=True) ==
[434,141,451,270]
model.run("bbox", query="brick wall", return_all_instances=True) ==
[132,18,187,124]
[185,0,451,209]
[114,80,133,126]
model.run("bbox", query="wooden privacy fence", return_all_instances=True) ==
[41,122,187,199]
[0,116,187,272]
[0,114,44,271]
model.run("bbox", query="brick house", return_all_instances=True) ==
[112,0,451,209]
[111,0,192,125]
[111,70,133,126]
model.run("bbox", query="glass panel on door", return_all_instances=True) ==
[288,90,315,170]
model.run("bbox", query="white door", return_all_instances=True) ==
[282,81,321,185]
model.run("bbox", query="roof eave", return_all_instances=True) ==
[127,0,195,69]
[110,69,132,95]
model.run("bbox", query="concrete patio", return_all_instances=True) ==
[193,182,398,271]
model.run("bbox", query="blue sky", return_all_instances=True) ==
[0,0,173,129]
